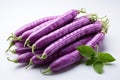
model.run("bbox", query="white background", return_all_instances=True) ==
[0,0,120,80]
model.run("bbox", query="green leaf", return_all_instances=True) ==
[77,45,96,59]
[98,52,116,63]
[93,61,104,74]
[86,59,95,66]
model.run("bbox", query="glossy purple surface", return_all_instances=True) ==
[43,21,102,58]
[34,16,91,49]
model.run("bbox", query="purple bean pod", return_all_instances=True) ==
[7,50,43,63]
[9,47,32,55]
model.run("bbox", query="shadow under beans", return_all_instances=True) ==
[98,40,107,52]
[32,63,49,69]
[105,63,116,66]
[15,63,27,69]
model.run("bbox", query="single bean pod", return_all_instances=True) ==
[9,47,32,55]
[6,40,25,53]
[24,8,86,46]
[42,19,109,74]
[32,14,97,53]
[40,21,102,59]
[43,50,82,74]
[7,50,43,63]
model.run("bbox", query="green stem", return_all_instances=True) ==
[7,57,18,63]
[7,36,14,41]
[40,67,52,75]
[15,36,22,41]
[26,59,33,69]
[97,15,109,33]
[87,14,98,22]
[24,39,29,47]
[32,45,36,53]
[27,44,32,48]
[5,42,15,53]
[36,55,41,59]
[9,49,16,54]
[7,33,15,41]
[36,54,47,60]
[7,33,22,41]
[98,15,107,19]
[79,8,86,13]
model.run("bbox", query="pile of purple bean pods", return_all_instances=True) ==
[6,8,109,74]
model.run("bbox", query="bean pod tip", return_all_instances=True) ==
[7,57,18,63]
[32,45,36,53]
[24,39,29,47]
[79,8,86,13]
[26,59,33,69]
[40,67,52,75]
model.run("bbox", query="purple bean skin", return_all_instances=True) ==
[50,50,82,72]
[17,52,33,63]
[16,50,43,63]
[31,54,57,65]
[26,9,80,44]
[57,35,94,57]
[33,16,92,50]
[42,21,102,59]
[30,35,93,65]
[11,47,32,55]
[14,16,57,37]
[19,18,57,41]
[15,41,24,48]
[20,31,104,64]
[47,32,105,73]
[86,32,105,47]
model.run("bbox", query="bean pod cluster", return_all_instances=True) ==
[6,8,109,74]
